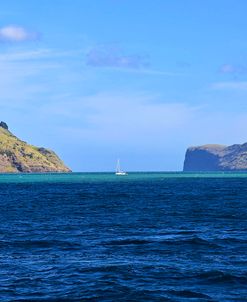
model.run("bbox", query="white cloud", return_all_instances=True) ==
[211,81,247,90]
[86,45,149,69]
[40,92,197,146]
[0,49,52,61]
[219,63,247,75]
[98,66,184,76]
[38,90,247,148]
[0,48,83,62]
[0,51,64,105]
[85,45,183,76]
[0,26,39,42]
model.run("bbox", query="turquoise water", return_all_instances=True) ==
[0,171,247,183]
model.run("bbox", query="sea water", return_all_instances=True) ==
[0,172,247,301]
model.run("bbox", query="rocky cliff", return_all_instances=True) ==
[0,122,71,173]
[183,143,247,171]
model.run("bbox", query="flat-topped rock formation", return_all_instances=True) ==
[0,122,71,173]
[183,143,247,171]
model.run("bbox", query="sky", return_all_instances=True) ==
[1,0,247,171]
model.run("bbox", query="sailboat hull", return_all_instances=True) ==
[115,172,128,176]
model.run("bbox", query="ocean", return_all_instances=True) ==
[0,172,247,301]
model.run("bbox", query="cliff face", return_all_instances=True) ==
[183,143,247,171]
[0,122,71,173]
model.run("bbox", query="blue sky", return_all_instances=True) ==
[1,0,247,171]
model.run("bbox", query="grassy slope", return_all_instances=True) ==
[0,127,71,172]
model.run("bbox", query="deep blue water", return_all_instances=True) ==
[0,172,247,301]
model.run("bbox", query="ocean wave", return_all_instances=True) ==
[0,239,81,249]
[197,270,247,284]
[217,237,247,244]
[168,289,212,299]
[103,236,220,248]
[103,238,150,246]
[12,299,83,302]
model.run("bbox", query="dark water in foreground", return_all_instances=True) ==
[0,172,247,301]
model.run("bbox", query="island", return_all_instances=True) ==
[183,143,247,171]
[0,121,71,173]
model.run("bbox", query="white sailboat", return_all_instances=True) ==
[115,159,127,175]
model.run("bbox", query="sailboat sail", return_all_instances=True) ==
[116,159,121,173]
[115,159,127,175]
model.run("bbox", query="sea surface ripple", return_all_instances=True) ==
[0,172,247,301]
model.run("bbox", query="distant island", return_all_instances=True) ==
[0,121,71,173]
[183,143,247,171]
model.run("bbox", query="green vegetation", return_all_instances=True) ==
[0,124,71,173]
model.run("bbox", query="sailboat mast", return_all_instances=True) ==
[116,159,121,172]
